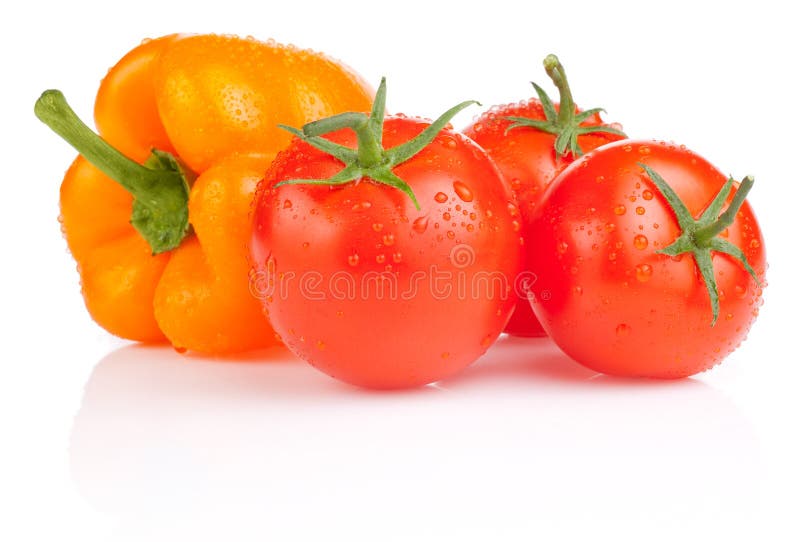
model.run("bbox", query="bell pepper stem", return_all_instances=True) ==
[35,89,191,254]
[34,90,178,198]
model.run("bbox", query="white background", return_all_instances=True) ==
[2,1,798,540]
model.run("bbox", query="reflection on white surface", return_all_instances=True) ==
[70,337,760,540]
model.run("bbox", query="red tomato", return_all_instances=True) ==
[251,81,522,389]
[525,140,766,378]
[464,54,625,337]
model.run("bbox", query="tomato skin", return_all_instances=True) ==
[251,118,522,389]
[464,100,624,337]
[525,140,766,378]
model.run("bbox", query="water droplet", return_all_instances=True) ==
[557,241,569,254]
[725,313,734,321]
[372,223,384,232]
[442,135,458,149]
[441,352,450,359]
[510,178,522,190]
[173,346,187,354]
[352,201,372,211]
[336,310,344,317]
[446,230,456,239]
[635,264,653,282]
[511,220,521,232]
[608,252,617,261]
[376,254,386,264]
[283,199,293,209]
[443,211,451,221]
[573,285,583,295]
[635,206,646,215]
[348,253,360,267]
[507,202,519,217]
[734,284,747,298]
[633,234,649,250]
[623,144,633,152]
[434,192,449,203]
[614,204,626,215]
[616,323,631,336]
[749,239,760,249]
[316,340,326,350]
[453,180,474,202]
[638,146,651,155]
[642,190,654,200]
[302,241,310,249]
[412,216,429,233]
[383,233,395,246]
[392,252,403,263]
[466,224,475,232]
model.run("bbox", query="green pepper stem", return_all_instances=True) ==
[35,89,191,254]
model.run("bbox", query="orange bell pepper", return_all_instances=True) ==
[35,34,373,354]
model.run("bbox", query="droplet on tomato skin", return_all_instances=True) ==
[446,230,456,239]
[352,201,372,211]
[441,352,450,359]
[316,340,326,351]
[635,263,653,282]
[392,252,403,263]
[347,253,360,267]
[372,223,384,232]
[616,323,631,336]
[642,190,654,201]
[507,202,520,217]
[453,180,474,202]
[633,234,649,250]
[511,220,521,232]
[441,135,458,149]
[283,199,293,209]
[614,204,627,216]
[725,312,734,321]
[383,233,395,246]
[557,241,569,254]
[573,285,583,295]
[510,178,522,190]
[376,254,386,264]
[749,239,761,249]
[412,216,429,233]
[734,284,747,298]
[636,206,646,215]
[443,211,452,221]
[336,310,344,318]
[434,192,449,203]
[608,252,618,262]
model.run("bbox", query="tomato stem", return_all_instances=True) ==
[34,89,192,254]
[640,163,761,325]
[505,54,625,157]
[276,78,477,211]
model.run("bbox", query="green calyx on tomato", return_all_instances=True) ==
[640,163,761,326]
[504,54,625,158]
[34,89,193,255]
[276,77,478,210]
